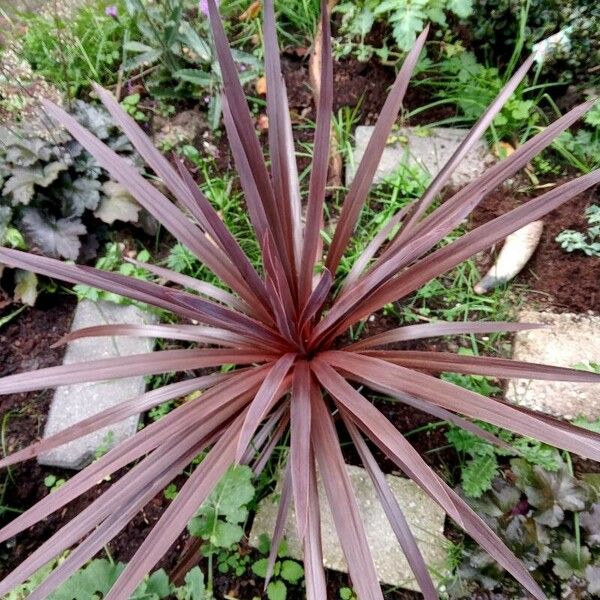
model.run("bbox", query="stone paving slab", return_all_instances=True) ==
[250,464,448,592]
[506,310,600,420]
[39,300,157,470]
[346,125,494,189]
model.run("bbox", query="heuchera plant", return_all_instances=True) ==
[0,1,599,598]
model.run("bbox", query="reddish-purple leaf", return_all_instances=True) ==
[346,321,543,351]
[0,348,272,395]
[303,451,327,600]
[343,417,438,599]
[364,350,600,382]
[265,460,293,587]
[311,358,546,600]
[236,354,296,460]
[323,351,600,461]
[299,0,333,300]
[325,26,429,274]
[311,388,384,600]
[0,372,231,468]
[290,360,312,538]
[103,413,246,599]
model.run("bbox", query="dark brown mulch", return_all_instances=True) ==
[0,295,76,455]
[470,182,600,314]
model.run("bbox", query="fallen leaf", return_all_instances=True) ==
[492,141,516,159]
[255,76,267,96]
[14,270,38,306]
[240,0,261,21]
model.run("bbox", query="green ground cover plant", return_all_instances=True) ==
[555,204,600,257]
[449,458,600,598]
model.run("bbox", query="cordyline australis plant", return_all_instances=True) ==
[0,1,599,598]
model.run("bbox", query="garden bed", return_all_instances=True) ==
[1,2,599,597]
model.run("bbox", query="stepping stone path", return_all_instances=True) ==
[346,125,494,188]
[39,300,156,470]
[250,464,448,592]
[507,310,600,421]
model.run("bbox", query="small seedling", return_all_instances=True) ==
[556,205,600,257]
[120,94,147,123]
[44,474,66,493]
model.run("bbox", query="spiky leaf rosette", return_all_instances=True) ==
[0,2,599,598]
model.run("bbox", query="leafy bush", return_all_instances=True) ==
[19,0,130,97]
[253,535,305,600]
[552,102,600,173]
[451,459,600,597]
[466,0,600,83]
[334,0,473,62]
[0,2,599,599]
[122,0,259,129]
[421,48,541,142]
[0,100,144,262]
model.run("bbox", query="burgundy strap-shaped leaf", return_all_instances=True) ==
[0,395,226,594]
[265,460,293,588]
[314,166,600,344]
[0,367,267,544]
[322,351,600,461]
[262,231,297,342]
[94,84,268,311]
[173,159,273,315]
[300,0,333,300]
[394,54,535,242]
[53,323,255,350]
[103,412,247,599]
[41,100,258,307]
[346,321,543,351]
[311,388,384,600]
[298,268,332,334]
[370,100,599,287]
[240,404,286,465]
[290,360,312,538]
[0,372,232,468]
[364,350,600,381]
[303,450,327,600]
[0,348,272,395]
[206,0,282,246]
[340,205,410,294]
[325,26,429,275]
[311,359,545,599]
[26,487,158,599]
[332,372,509,450]
[320,102,597,343]
[343,417,438,599]
[357,165,600,330]
[0,247,288,350]
[263,0,301,287]
[252,410,290,476]
[91,84,210,233]
[221,95,271,242]
[281,83,304,272]
[5,427,209,598]
[124,256,255,316]
[236,354,296,460]
[393,99,597,256]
